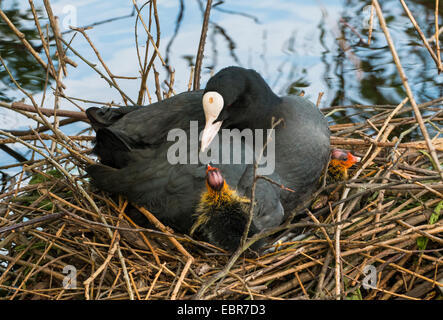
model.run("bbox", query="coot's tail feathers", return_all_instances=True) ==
[93,128,133,168]
[86,162,166,197]
[86,164,141,196]
[95,128,131,151]
[85,107,108,130]
[86,106,144,131]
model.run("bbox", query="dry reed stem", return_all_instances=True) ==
[399,0,442,73]
[134,0,160,105]
[71,27,129,105]
[193,0,213,90]
[436,0,442,72]
[373,0,443,180]
[367,1,375,45]
[131,0,165,67]
[135,206,194,300]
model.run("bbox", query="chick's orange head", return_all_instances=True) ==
[331,149,360,169]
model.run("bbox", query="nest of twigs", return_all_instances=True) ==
[0,0,442,300]
[0,101,442,300]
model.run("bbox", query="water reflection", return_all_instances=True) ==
[323,0,442,139]
[0,2,53,102]
[332,0,442,108]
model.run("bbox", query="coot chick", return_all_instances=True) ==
[311,149,360,210]
[190,165,263,252]
[328,149,360,182]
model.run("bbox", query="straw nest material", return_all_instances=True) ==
[0,0,442,300]
[0,101,442,300]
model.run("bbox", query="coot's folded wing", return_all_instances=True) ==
[236,165,284,230]
[87,90,205,168]
[87,159,208,233]
[273,96,331,212]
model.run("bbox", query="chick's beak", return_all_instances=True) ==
[206,165,224,191]
[201,119,222,152]
[347,152,361,165]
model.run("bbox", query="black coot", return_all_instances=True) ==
[86,66,330,234]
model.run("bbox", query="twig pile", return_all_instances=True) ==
[0,0,442,300]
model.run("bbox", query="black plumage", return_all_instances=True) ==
[86,66,330,234]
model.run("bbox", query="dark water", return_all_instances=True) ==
[0,0,442,171]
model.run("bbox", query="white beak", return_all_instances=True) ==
[201,120,222,152]
[201,91,224,152]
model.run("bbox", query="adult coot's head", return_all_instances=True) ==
[200,66,281,152]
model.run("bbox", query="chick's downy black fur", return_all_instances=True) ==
[191,166,264,252]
